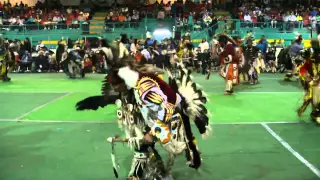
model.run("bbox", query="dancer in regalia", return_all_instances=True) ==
[0,42,15,82]
[284,35,304,81]
[297,38,320,124]
[218,33,240,95]
[76,43,211,179]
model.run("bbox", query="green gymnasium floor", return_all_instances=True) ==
[0,73,320,180]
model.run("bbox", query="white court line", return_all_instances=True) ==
[236,92,302,94]
[0,119,301,125]
[213,121,301,125]
[0,91,303,94]
[13,92,73,120]
[0,91,67,94]
[0,119,117,123]
[261,123,320,178]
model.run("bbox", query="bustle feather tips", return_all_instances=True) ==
[171,63,212,139]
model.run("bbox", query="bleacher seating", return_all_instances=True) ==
[2,9,316,48]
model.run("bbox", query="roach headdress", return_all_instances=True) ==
[217,33,237,46]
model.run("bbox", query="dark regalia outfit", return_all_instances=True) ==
[56,40,67,72]
[241,35,258,83]
[265,47,277,73]
[63,48,85,78]
[0,43,15,82]
[75,43,211,179]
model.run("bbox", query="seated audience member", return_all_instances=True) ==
[9,16,17,25]
[296,14,303,28]
[118,13,126,26]
[157,9,165,20]
[131,12,139,27]
[26,16,35,24]
[35,50,49,72]
[310,15,316,29]
[288,12,296,29]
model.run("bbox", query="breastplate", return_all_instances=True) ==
[134,89,154,127]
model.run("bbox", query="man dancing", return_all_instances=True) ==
[0,43,15,82]
[242,35,258,84]
[297,38,320,124]
[285,35,304,81]
[76,44,211,179]
[218,34,240,95]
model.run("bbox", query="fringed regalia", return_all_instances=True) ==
[284,35,304,81]
[76,43,211,179]
[218,34,240,95]
[297,39,320,124]
[114,90,168,179]
[242,36,258,83]
[0,43,15,82]
[265,47,277,73]
[248,51,265,85]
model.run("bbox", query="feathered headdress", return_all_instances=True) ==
[217,33,237,46]
[106,43,164,86]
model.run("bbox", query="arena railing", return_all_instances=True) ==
[220,19,314,36]
[0,23,87,34]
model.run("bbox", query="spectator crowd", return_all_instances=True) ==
[234,0,320,31]
[0,0,92,30]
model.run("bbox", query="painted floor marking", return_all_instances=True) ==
[13,92,73,120]
[261,123,320,178]
[0,119,302,124]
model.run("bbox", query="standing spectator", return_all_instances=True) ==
[257,13,265,28]
[257,35,268,54]
[23,38,32,53]
[171,1,176,16]
[270,14,277,28]
[244,12,252,27]
[311,7,318,17]
[188,12,194,31]
[164,2,171,17]
[198,38,209,75]
[316,14,320,30]
[310,15,316,30]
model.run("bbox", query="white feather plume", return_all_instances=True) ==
[118,67,139,89]
[177,67,204,117]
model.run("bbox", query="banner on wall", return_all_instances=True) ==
[149,0,197,4]
[59,0,81,6]
[82,0,137,7]
[1,0,38,6]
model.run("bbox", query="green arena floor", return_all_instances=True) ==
[0,73,320,180]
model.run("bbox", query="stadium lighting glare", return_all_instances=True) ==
[152,29,172,41]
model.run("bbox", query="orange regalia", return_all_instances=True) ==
[218,34,240,95]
